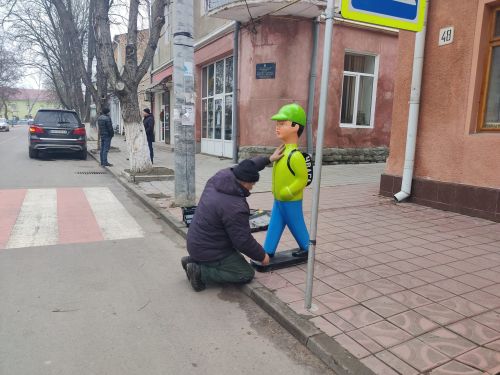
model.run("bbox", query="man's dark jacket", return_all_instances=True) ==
[143,114,155,142]
[187,157,270,263]
[97,114,114,137]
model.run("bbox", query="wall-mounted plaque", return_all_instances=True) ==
[256,63,276,79]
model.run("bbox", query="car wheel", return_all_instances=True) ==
[29,148,38,159]
[79,150,87,160]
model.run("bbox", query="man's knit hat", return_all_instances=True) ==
[232,159,260,183]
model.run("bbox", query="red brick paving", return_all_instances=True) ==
[249,183,500,375]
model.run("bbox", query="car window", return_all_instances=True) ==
[34,111,80,128]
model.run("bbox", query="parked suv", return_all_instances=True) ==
[29,109,87,159]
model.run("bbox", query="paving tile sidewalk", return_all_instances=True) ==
[87,132,500,375]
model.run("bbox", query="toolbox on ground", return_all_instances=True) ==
[181,206,271,232]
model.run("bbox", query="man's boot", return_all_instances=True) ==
[181,256,193,276]
[186,263,206,292]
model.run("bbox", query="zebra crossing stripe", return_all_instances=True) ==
[83,187,144,241]
[6,189,59,249]
[0,187,144,250]
[57,188,104,244]
[0,189,27,249]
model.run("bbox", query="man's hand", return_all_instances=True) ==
[262,254,270,266]
[270,144,285,163]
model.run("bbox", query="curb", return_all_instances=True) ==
[87,150,188,239]
[241,283,376,375]
[88,150,375,375]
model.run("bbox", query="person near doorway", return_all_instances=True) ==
[182,148,284,292]
[143,108,155,163]
[264,103,310,259]
[97,107,114,167]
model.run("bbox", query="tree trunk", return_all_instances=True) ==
[120,90,152,173]
[2,100,8,119]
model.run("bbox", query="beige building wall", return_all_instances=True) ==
[194,2,233,40]
[152,1,232,72]
[153,4,174,70]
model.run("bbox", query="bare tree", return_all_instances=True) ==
[92,0,167,173]
[3,0,87,117]
[24,74,44,116]
[0,31,21,118]
[2,0,107,122]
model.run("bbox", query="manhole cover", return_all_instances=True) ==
[75,171,107,175]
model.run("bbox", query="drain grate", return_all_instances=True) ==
[75,171,108,175]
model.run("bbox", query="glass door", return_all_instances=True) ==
[201,56,233,157]
[161,91,170,144]
[214,97,223,141]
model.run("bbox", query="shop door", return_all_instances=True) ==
[160,92,170,144]
[201,57,233,158]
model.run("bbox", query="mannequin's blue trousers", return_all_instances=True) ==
[264,200,309,256]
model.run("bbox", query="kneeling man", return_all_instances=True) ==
[182,149,283,291]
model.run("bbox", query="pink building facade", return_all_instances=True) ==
[150,2,398,163]
[380,0,500,222]
[194,15,398,162]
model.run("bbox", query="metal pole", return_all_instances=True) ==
[173,0,196,207]
[306,18,319,157]
[305,0,335,310]
[232,22,240,164]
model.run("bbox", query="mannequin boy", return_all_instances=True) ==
[264,103,309,258]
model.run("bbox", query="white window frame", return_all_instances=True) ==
[340,51,379,129]
[201,56,234,141]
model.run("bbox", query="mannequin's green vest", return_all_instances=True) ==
[272,144,308,201]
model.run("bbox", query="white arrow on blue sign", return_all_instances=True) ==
[341,0,426,32]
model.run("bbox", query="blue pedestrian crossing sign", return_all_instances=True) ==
[341,0,426,32]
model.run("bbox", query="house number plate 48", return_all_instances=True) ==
[439,26,454,46]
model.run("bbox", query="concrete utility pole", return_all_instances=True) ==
[173,0,196,206]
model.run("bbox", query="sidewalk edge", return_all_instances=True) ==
[241,283,376,375]
[88,150,375,375]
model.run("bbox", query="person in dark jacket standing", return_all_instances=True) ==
[142,108,155,163]
[182,146,284,291]
[97,107,114,167]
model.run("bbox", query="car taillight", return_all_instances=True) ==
[29,125,44,134]
[73,127,86,136]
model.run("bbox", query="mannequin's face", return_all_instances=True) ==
[275,120,298,142]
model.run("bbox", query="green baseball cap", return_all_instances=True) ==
[271,103,307,127]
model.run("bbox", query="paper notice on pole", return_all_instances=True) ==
[181,105,194,125]
[173,108,180,121]
[183,62,193,77]
[184,76,194,91]
[184,92,195,104]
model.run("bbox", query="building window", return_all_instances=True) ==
[479,7,500,131]
[340,52,378,128]
[201,56,233,140]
